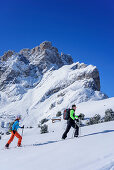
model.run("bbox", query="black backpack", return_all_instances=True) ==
[63,109,70,120]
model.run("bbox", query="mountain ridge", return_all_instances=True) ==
[0,41,108,125]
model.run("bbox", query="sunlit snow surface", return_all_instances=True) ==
[0,120,114,170]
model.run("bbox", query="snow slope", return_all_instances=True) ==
[77,97,114,118]
[0,63,108,126]
[0,120,114,170]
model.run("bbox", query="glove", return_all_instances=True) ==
[21,125,24,129]
[13,130,16,134]
[75,118,79,122]
[78,115,82,119]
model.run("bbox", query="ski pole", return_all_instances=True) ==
[79,119,81,137]
[76,120,80,137]
[72,120,77,138]
[22,129,23,136]
[21,125,24,137]
[72,127,75,138]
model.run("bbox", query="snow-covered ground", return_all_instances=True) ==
[0,120,114,170]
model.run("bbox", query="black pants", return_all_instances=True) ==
[62,119,79,139]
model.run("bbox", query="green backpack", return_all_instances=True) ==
[8,121,14,132]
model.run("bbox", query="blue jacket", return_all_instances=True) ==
[12,120,21,131]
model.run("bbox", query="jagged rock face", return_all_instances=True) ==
[0,41,73,92]
[20,41,73,72]
[40,41,52,50]
[0,54,40,91]
[0,41,106,111]
[1,50,14,61]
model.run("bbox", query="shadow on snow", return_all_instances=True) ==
[81,129,114,138]
[33,129,114,147]
[3,129,113,150]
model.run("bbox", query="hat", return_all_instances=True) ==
[16,115,22,120]
[72,104,76,108]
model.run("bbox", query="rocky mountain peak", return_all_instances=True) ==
[0,42,73,91]
[18,41,73,72]
[1,50,14,61]
[39,41,52,50]
[0,41,107,114]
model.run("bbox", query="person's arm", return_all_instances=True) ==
[18,123,24,129]
[70,110,75,120]
[70,110,80,120]
[75,115,79,119]
[18,123,21,129]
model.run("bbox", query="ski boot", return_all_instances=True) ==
[5,143,9,149]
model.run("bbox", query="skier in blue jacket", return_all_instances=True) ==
[5,115,24,148]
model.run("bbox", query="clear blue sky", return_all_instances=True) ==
[0,0,114,97]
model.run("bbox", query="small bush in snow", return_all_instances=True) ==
[1,121,5,128]
[49,103,56,110]
[99,118,104,123]
[40,124,48,134]
[6,131,10,135]
[40,118,48,125]
[86,114,101,125]
[79,113,85,120]
[104,109,114,122]
[56,111,62,117]
[38,124,41,128]
[57,92,65,97]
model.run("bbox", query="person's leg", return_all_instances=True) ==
[7,132,15,145]
[72,122,79,137]
[74,124,79,137]
[62,123,71,139]
[15,131,22,146]
[5,131,15,148]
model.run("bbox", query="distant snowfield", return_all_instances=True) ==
[77,97,114,117]
[0,96,114,127]
[0,120,114,170]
